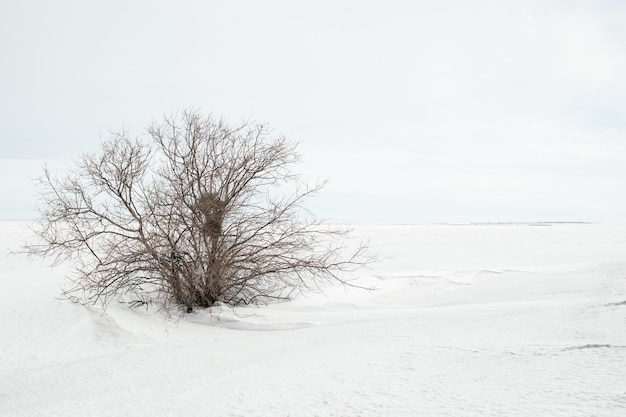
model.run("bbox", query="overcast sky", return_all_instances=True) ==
[2,0,626,223]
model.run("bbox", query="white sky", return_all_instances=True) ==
[2,0,626,223]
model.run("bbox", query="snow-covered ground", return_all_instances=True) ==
[2,222,626,416]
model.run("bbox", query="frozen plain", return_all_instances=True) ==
[1,222,626,417]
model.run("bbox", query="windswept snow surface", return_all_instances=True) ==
[2,222,626,416]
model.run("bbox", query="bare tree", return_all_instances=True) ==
[26,110,369,313]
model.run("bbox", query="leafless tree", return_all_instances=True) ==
[25,110,369,314]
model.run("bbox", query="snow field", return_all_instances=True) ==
[2,222,626,416]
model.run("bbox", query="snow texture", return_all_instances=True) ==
[2,222,626,416]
